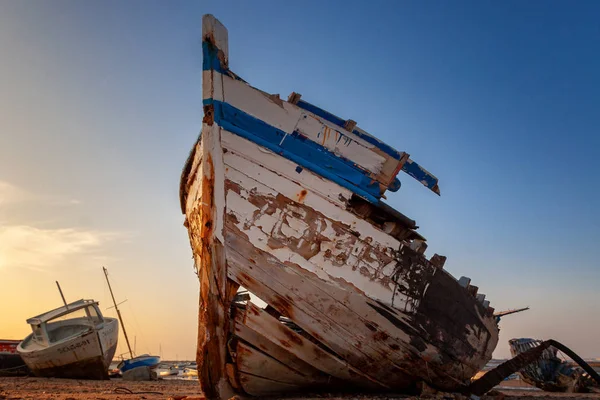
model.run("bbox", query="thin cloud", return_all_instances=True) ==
[0,225,120,272]
[0,180,121,272]
[0,181,31,205]
[0,180,81,208]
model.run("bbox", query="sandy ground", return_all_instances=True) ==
[0,377,201,400]
[2,377,600,400]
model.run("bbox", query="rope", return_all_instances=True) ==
[0,365,29,372]
[112,387,164,395]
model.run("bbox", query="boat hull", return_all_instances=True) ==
[180,14,500,399]
[182,125,499,396]
[0,340,29,376]
[119,355,161,373]
[18,319,118,380]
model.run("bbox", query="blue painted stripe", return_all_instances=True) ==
[401,160,439,194]
[202,41,247,83]
[208,100,381,203]
[202,42,227,74]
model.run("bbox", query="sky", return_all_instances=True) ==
[0,0,598,361]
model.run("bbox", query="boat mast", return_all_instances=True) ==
[103,267,134,359]
[55,281,68,309]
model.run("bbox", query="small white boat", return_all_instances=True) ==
[17,299,118,380]
[157,364,180,376]
[182,365,198,377]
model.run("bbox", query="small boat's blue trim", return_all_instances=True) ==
[205,99,381,203]
[119,355,161,373]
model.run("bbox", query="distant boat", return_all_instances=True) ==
[17,299,119,380]
[509,338,600,393]
[118,354,161,373]
[102,267,160,374]
[182,364,198,377]
[0,339,29,376]
[156,363,180,377]
[108,359,122,378]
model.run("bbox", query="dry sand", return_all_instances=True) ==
[0,377,200,400]
[2,377,600,400]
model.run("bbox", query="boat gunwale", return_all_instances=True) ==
[25,299,100,325]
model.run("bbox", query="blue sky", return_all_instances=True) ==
[1,0,598,359]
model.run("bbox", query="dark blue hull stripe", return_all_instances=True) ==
[205,98,382,203]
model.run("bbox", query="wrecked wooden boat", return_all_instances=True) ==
[17,299,118,380]
[180,14,501,399]
[509,338,600,393]
[0,339,29,376]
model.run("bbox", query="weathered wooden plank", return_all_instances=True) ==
[225,144,408,286]
[292,101,408,188]
[223,183,399,304]
[222,130,352,208]
[233,311,330,382]
[238,302,386,389]
[187,17,236,397]
[236,341,321,386]
[225,231,421,388]
[222,159,495,379]
[216,72,398,185]
[294,112,386,174]
[225,225,494,388]
[237,372,303,397]
[221,130,401,250]
[202,14,229,65]
[183,143,202,215]
[221,157,415,306]
[222,164,496,374]
[185,122,235,400]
